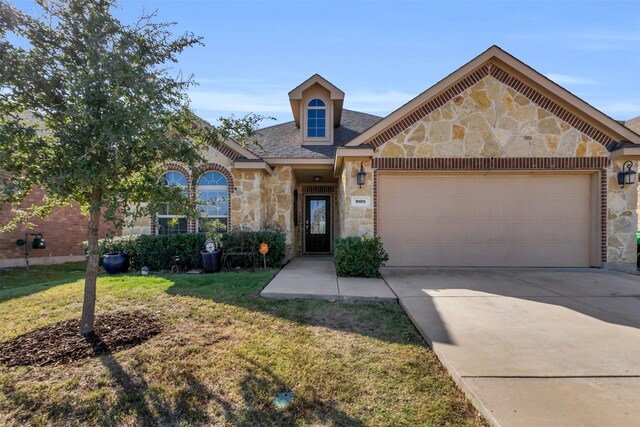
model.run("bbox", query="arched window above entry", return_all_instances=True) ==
[307,98,326,138]
[196,171,229,231]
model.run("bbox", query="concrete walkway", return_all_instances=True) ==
[381,267,640,427]
[261,257,397,302]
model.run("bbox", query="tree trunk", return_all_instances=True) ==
[80,187,102,335]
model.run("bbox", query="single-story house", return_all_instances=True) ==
[130,45,640,271]
[53,45,640,272]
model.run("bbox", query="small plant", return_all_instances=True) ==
[202,219,227,251]
[334,235,389,278]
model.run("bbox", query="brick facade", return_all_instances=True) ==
[0,188,117,267]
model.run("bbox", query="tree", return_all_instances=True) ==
[0,0,263,334]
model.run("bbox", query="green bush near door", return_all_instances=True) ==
[334,235,389,278]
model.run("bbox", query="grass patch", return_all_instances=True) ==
[0,262,485,426]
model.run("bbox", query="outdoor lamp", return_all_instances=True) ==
[32,234,46,249]
[617,161,636,188]
[357,162,367,188]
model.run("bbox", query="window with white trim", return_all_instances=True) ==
[157,171,188,234]
[196,171,228,232]
[307,98,326,138]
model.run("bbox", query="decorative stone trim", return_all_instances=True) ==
[373,156,609,263]
[194,163,235,231]
[194,163,236,192]
[372,157,611,170]
[367,63,616,149]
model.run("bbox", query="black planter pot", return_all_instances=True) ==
[102,252,130,274]
[201,250,222,273]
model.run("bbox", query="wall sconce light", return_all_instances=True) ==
[15,233,46,270]
[357,162,367,188]
[617,161,636,188]
[314,176,321,182]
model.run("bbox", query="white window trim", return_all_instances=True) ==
[303,96,331,144]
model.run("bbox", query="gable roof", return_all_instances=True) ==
[345,45,640,148]
[288,74,345,128]
[246,109,381,159]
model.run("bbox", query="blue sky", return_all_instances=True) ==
[12,0,640,125]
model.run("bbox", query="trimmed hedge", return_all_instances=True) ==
[84,233,207,271]
[85,230,286,271]
[334,235,389,278]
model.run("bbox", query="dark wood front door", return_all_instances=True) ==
[305,196,331,253]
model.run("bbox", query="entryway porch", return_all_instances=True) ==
[260,257,396,302]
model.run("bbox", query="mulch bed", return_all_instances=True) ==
[0,311,162,367]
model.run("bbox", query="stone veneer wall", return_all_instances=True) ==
[263,166,296,259]
[338,160,374,237]
[370,74,636,268]
[607,163,637,266]
[230,170,264,230]
[231,165,297,261]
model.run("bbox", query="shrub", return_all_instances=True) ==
[83,233,207,271]
[220,229,286,268]
[334,235,389,278]
[85,229,286,271]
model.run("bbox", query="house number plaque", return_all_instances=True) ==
[351,196,371,207]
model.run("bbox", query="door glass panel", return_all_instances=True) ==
[309,199,326,234]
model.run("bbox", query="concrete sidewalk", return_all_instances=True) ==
[261,257,397,302]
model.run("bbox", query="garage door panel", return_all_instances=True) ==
[378,173,593,267]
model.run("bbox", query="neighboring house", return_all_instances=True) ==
[0,112,117,268]
[128,45,640,271]
[0,188,115,268]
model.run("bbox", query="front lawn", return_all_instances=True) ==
[0,263,484,426]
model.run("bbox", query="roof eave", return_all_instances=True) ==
[345,45,640,147]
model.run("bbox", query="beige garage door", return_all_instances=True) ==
[378,173,593,267]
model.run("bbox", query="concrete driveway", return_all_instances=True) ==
[381,267,640,427]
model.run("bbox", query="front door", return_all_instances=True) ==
[305,196,331,253]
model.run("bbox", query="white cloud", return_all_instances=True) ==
[544,73,596,86]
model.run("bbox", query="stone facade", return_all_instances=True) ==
[338,160,374,237]
[230,170,264,230]
[607,162,638,266]
[376,75,608,159]
[231,165,297,260]
[372,75,637,269]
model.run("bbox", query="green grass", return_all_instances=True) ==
[0,262,484,426]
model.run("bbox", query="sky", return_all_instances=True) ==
[11,0,640,126]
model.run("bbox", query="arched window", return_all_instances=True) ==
[157,171,188,234]
[196,171,228,232]
[307,98,326,138]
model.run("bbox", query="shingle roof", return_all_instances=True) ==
[625,116,640,135]
[247,109,382,159]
